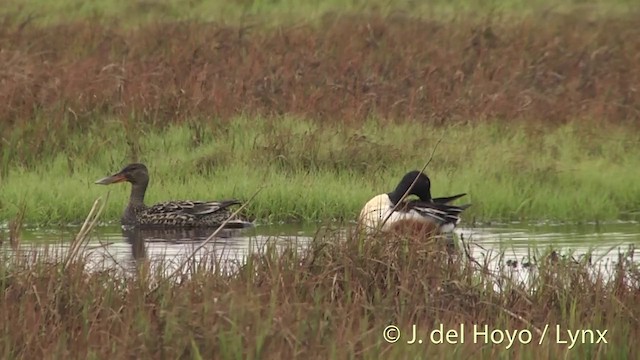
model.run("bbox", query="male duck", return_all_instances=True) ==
[95,163,254,229]
[358,170,470,236]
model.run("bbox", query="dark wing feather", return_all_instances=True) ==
[431,193,467,204]
[400,200,471,225]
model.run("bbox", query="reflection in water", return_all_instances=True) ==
[122,226,244,262]
[457,224,639,288]
[114,225,312,277]
[125,227,146,262]
[5,221,640,285]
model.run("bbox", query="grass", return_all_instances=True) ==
[1,13,639,129]
[1,0,637,26]
[1,13,639,225]
[0,226,638,359]
[1,117,640,226]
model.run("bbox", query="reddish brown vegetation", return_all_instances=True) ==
[385,218,440,239]
[1,234,638,358]
[0,13,639,133]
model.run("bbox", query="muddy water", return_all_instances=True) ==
[4,221,640,282]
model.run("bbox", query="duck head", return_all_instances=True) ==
[387,170,432,205]
[95,163,149,186]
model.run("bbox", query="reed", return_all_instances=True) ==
[0,226,637,359]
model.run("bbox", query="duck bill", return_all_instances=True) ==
[95,173,126,185]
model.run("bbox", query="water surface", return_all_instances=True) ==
[5,221,640,282]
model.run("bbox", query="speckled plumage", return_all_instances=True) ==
[95,163,254,229]
[124,199,247,228]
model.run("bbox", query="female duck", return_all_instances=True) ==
[358,170,470,235]
[95,163,254,229]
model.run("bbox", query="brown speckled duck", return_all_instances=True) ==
[95,163,254,229]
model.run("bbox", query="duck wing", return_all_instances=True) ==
[431,193,467,204]
[400,200,471,224]
[146,199,242,216]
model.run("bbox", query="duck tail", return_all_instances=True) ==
[221,219,255,229]
[217,199,243,210]
[456,203,472,210]
[432,193,467,204]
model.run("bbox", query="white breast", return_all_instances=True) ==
[358,194,427,232]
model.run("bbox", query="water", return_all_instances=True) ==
[457,221,639,286]
[4,221,640,283]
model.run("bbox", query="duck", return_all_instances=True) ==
[358,170,470,236]
[94,163,254,229]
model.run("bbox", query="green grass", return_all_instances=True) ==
[0,228,637,359]
[2,116,640,226]
[2,0,637,26]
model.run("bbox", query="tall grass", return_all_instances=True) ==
[2,117,640,225]
[0,227,638,359]
[1,0,637,26]
[1,13,639,131]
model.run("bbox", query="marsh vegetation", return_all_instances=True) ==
[1,1,640,358]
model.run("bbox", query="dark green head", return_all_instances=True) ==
[387,170,432,204]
